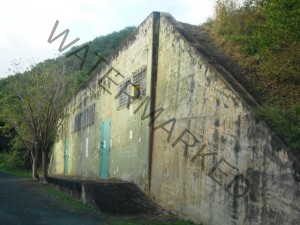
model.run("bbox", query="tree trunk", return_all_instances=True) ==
[41,149,48,183]
[31,148,38,180]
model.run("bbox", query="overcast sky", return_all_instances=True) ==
[0,0,216,78]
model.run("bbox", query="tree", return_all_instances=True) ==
[3,60,73,181]
[0,122,14,152]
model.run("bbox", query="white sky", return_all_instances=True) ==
[0,0,216,78]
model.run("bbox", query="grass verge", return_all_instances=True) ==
[108,218,197,225]
[0,165,95,213]
[0,165,200,224]
[38,183,96,213]
[0,165,31,178]
[254,104,300,152]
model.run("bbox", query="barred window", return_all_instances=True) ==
[81,110,87,129]
[74,113,82,132]
[132,68,147,97]
[116,67,147,110]
[73,104,96,133]
[117,79,131,109]
[87,104,95,126]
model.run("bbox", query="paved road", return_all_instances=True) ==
[0,172,103,225]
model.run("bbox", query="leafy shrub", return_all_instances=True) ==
[207,0,300,153]
[0,136,31,170]
[1,151,31,170]
[0,153,9,167]
[255,104,300,152]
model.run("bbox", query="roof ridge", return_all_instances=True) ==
[160,13,259,108]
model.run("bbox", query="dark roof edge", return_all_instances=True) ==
[160,13,259,109]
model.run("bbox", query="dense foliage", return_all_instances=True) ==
[0,26,135,170]
[60,26,135,88]
[205,0,300,152]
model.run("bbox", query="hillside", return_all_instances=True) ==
[0,26,135,158]
[58,26,135,88]
[203,0,300,152]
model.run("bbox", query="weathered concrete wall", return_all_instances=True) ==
[150,14,300,225]
[49,12,300,225]
[49,12,159,191]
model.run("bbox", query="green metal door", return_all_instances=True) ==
[99,120,111,178]
[64,138,69,175]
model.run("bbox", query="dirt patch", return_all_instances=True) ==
[48,175,170,216]
[85,182,162,215]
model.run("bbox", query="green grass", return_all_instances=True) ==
[205,1,300,154]
[0,164,32,178]
[108,218,198,225]
[38,184,96,213]
[0,165,201,224]
[254,104,300,152]
[0,164,95,213]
